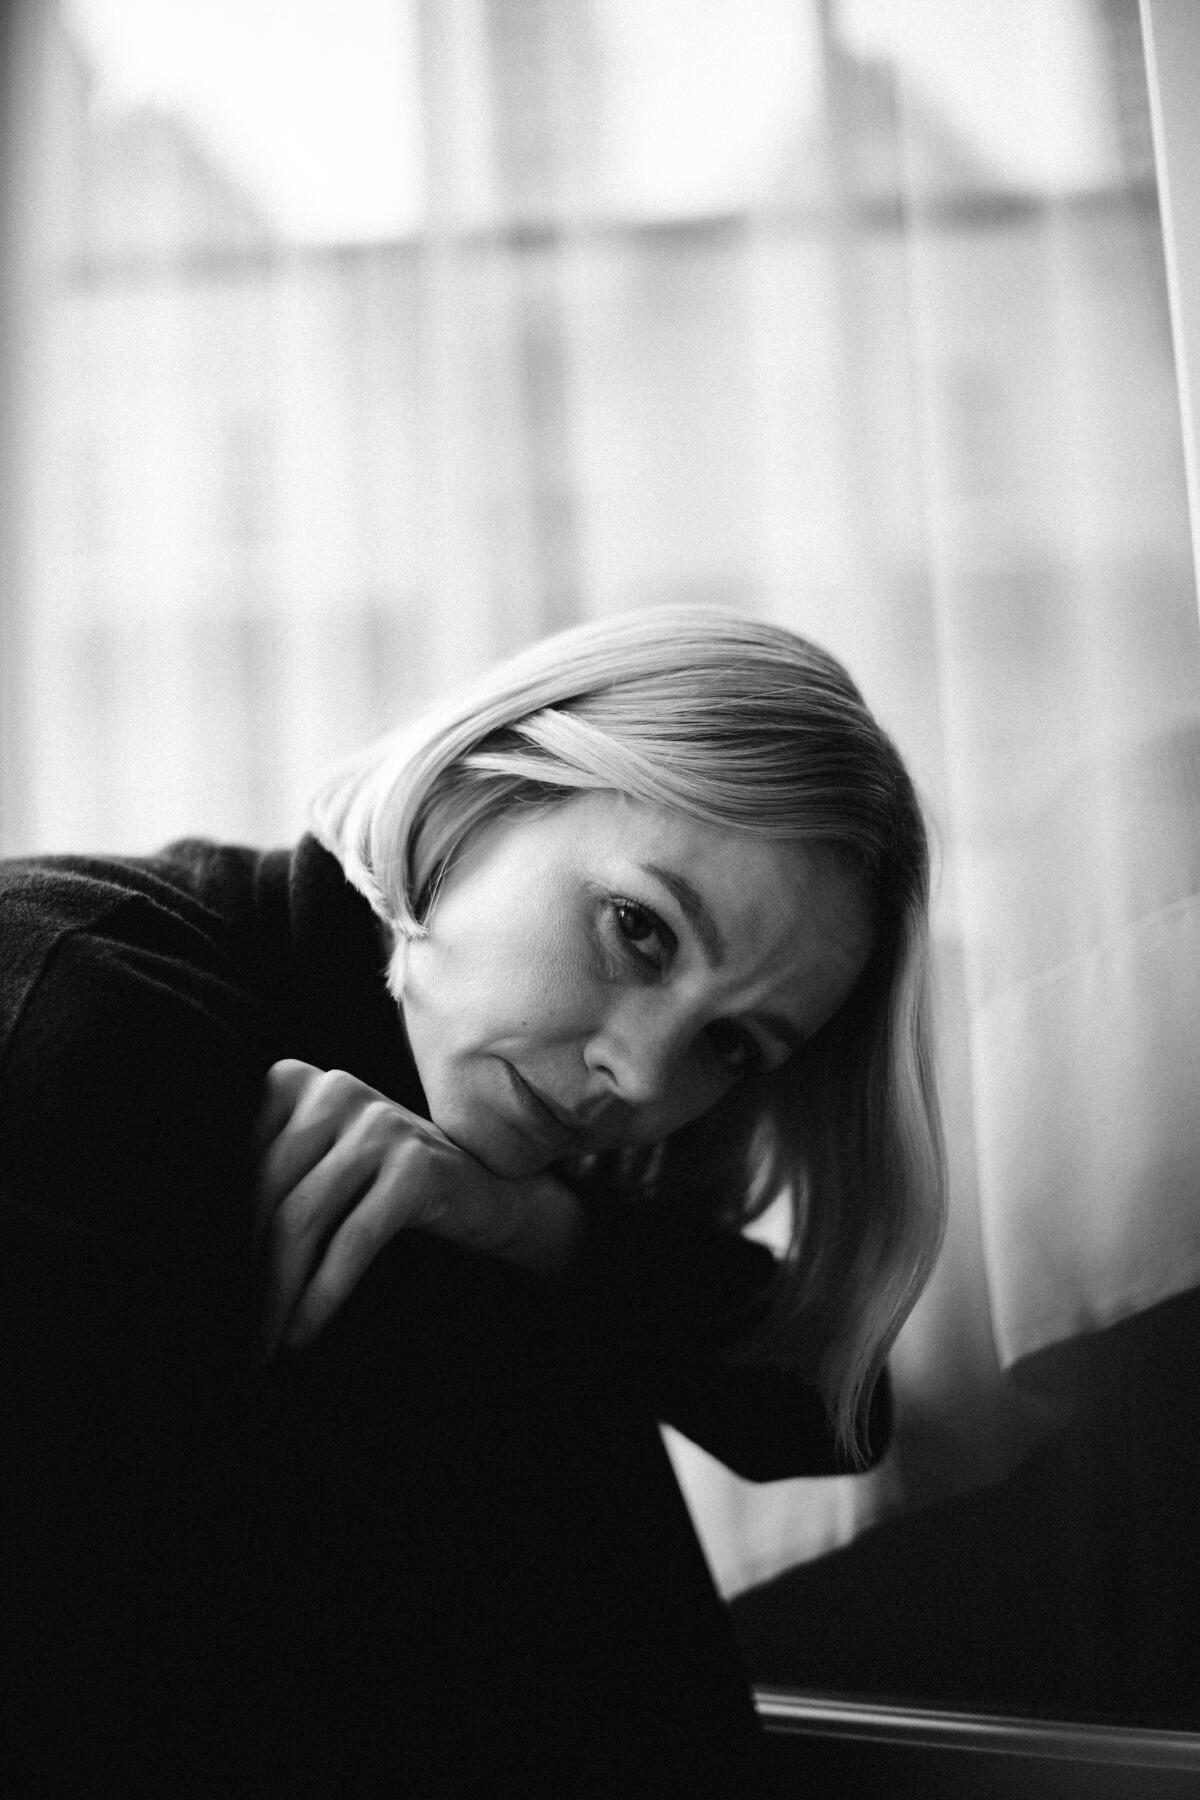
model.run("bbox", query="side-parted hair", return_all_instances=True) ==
[311,607,946,1465]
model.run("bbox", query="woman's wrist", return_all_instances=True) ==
[425,1170,587,1283]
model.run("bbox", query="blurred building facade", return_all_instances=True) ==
[17,0,1192,859]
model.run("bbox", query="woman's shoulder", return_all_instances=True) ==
[1,836,291,979]
[0,843,298,1324]
[0,837,288,941]
[0,839,297,1081]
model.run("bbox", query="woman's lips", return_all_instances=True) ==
[501,1062,590,1152]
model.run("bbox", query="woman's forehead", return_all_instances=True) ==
[586,790,850,891]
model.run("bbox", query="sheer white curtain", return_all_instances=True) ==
[5,0,1199,1595]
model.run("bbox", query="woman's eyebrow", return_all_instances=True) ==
[640,863,727,967]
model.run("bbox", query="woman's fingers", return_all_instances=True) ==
[281,1174,422,1350]
[258,1134,379,1357]
[251,1057,310,1158]
[253,1060,464,1357]
[251,1059,329,1243]
[253,1064,400,1243]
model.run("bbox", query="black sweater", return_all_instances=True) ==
[0,835,867,1796]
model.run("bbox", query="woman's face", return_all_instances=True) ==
[398,789,873,1177]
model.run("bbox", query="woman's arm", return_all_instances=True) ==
[541,1207,892,1480]
[251,1061,882,1479]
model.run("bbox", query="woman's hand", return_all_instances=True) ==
[253,1059,585,1358]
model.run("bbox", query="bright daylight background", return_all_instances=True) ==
[4,0,1200,1724]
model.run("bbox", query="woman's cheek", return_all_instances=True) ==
[533,920,606,1027]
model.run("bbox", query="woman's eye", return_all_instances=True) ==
[611,899,672,971]
[705,1020,762,1075]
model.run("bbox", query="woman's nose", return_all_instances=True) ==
[583,1005,684,1108]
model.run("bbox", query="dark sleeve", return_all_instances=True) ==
[0,910,275,1781]
[544,1208,891,1483]
[1,914,270,1338]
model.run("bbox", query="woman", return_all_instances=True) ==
[1,608,944,1796]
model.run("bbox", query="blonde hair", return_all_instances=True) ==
[311,607,945,1465]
